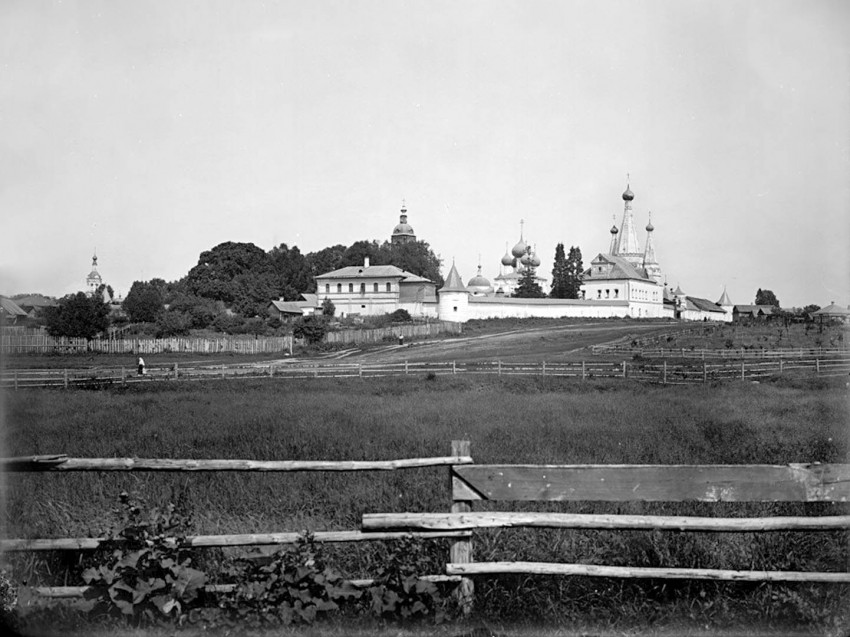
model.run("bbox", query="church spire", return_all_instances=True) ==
[642,211,662,283]
[615,179,642,264]
[608,213,619,254]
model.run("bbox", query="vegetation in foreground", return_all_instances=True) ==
[2,375,849,634]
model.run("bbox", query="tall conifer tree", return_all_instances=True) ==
[565,246,584,299]
[550,243,570,298]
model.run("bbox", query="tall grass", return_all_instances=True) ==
[3,375,849,631]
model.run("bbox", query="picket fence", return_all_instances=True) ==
[1,333,294,355]
[3,440,849,614]
[3,354,850,390]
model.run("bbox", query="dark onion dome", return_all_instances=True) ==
[622,186,634,201]
[610,224,619,234]
[646,220,654,232]
[467,266,492,292]
[530,251,541,267]
[520,252,531,266]
[511,238,527,258]
[501,248,514,266]
[393,221,414,235]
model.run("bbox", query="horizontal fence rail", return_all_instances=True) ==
[3,355,849,389]
[592,345,850,359]
[1,334,294,355]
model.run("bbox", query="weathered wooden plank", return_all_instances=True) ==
[2,455,474,472]
[446,562,850,582]
[453,464,850,502]
[1,529,472,552]
[450,440,474,615]
[363,512,850,532]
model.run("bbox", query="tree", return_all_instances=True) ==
[550,243,569,298]
[381,240,444,286]
[513,268,546,298]
[321,298,336,317]
[755,289,780,308]
[565,246,584,299]
[269,243,314,300]
[185,242,277,317]
[306,245,347,278]
[44,289,110,339]
[123,280,165,323]
[154,310,192,337]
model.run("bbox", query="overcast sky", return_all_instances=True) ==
[2,0,848,309]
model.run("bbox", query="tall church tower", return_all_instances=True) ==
[642,212,663,283]
[612,182,643,267]
[86,251,102,296]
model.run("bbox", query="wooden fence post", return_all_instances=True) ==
[451,439,474,614]
[779,359,784,374]
[741,360,746,381]
[498,360,502,376]
[359,363,363,378]
[405,360,408,375]
[581,360,586,380]
[64,369,69,389]
[14,370,18,390]
[173,363,179,380]
[121,367,126,385]
[816,359,820,374]
[453,361,456,375]
[662,360,667,384]
[542,361,546,376]
[703,362,708,383]
[622,361,627,378]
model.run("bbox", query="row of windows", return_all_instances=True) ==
[324,282,393,294]
[596,288,620,299]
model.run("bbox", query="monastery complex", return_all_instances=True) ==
[316,184,734,323]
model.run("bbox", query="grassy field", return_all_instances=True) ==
[2,372,849,633]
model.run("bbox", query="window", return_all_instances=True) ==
[348,283,353,293]
[453,306,458,312]
[386,282,391,292]
[373,282,379,293]
[605,289,610,298]
[597,290,602,299]
[360,283,365,294]
[337,283,342,293]
[325,284,330,294]
[614,289,619,298]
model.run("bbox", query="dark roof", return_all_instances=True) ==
[584,254,653,282]
[269,300,303,315]
[811,303,850,316]
[0,296,28,317]
[316,264,433,283]
[439,263,467,293]
[734,305,775,315]
[686,297,726,314]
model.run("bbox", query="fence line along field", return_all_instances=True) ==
[3,372,849,633]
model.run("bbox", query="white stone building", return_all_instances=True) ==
[315,257,438,318]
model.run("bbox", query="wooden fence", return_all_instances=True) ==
[592,344,850,359]
[3,441,849,613]
[324,321,462,345]
[3,355,849,390]
[1,333,294,355]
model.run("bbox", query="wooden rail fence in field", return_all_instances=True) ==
[592,344,850,359]
[3,441,850,613]
[3,354,850,390]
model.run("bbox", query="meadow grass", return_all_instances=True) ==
[2,374,849,631]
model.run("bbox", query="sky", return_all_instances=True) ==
[1,0,848,309]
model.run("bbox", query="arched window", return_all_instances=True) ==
[373,282,379,293]
[360,283,365,294]
[337,283,342,293]
[348,283,353,293]
[325,284,330,294]
[386,282,391,292]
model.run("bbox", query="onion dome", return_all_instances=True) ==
[610,224,619,235]
[530,250,541,268]
[520,251,531,266]
[645,211,654,232]
[622,185,634,201]
[467,265,492,294]
[501,244,514,266]
[511,237,527,259]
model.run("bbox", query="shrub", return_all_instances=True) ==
[155,310,192,338]
[79,492,206,624]
[220,534,359,626]
[293,315,329,344]
[390,309,412,323]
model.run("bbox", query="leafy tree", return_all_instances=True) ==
[382,240,443,286]
[802,304,821,316]
[321,298,336,317]
[565,246,584,299]
[550,243,569,298]
[44,289,110,339]
[269,243,314,300]
[755,288,780,308]
[154,310,192,337]
[513,268,546,298]
[293,315,329,344]
[339,240,385,268]
[185,242,277,317]
[123,280,165,323]
[390,308,412,323]
[306,245,347,278]
[167,294,222,329]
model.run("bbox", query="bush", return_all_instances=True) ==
[155,310,192,338]
[390,309,412,323]
[293,315,329,344]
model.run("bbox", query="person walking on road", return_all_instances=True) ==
[137,356,146,375]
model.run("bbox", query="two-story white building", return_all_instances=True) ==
[315,257,438,318]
